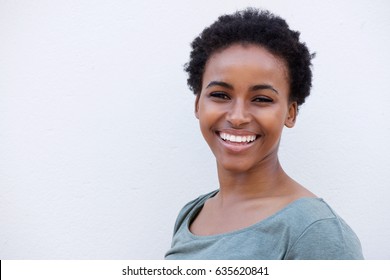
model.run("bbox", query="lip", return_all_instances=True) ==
[216,129,259,153]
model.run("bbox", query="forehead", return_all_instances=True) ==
[203,43,289,86]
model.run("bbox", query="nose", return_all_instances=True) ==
[226,99,251,127]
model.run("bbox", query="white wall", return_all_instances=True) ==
[1,0,389,259]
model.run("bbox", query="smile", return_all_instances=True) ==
[219,132,257,143]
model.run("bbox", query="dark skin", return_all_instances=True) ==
[190,44,315,236]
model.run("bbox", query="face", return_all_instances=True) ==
[195,44,297,173]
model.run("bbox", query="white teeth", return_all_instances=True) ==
[219,132,256,143]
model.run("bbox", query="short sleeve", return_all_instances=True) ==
[284,218,364,260]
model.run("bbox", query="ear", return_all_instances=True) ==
[194,93,200,119]
[285,101,297,128]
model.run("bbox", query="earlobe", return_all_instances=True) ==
[194,93,200,119]
[285,102,297,128]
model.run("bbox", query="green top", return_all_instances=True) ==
[165,190,364,260]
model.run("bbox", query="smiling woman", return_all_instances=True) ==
[164,8,364,260]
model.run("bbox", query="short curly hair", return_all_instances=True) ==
[185,8,314,106]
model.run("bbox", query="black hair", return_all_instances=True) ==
[185,8,315,106]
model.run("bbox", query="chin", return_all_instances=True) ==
[217,159,256,174]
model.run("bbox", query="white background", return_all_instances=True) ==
[1,0,389,259]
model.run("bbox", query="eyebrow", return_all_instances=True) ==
[251,84,279,94]
[206,81,234,90]
[205,81,279,94]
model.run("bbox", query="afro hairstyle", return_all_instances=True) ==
[184,8,315,106]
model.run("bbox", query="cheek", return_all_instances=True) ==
[198,111,218,135]
[254,108,287,132]
[197,101,221,126]
[197,103,224,145]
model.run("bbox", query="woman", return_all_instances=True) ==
[165,8,363,260]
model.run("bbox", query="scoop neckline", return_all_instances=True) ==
[186,190,323,240]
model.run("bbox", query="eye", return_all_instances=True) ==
[209,92,230,100]
[252,96,273,103]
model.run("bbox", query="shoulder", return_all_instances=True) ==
[282,197,335,224]
[171,190,218,235]
[282,198,364,259]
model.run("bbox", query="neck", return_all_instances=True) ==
[216,155,289,203]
